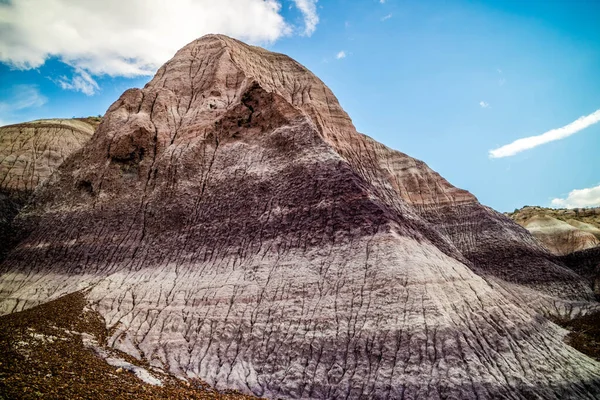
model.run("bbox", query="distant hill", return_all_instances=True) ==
[0,117,99,259]
[507,206,600,255]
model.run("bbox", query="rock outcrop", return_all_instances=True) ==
[508,206,600,300]
[508,206,600,255]
[0,35,599,399]
[522,215,598,256]
[0,118,98,259]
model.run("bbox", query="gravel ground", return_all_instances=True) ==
[0,292,260,400]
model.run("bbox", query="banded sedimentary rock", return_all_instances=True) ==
[0,36,599,399]
[509,206,600,255]
[508,206,600,300]
[0,118,98,259]
[522,215,598,256]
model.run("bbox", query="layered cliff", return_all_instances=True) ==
[0,118,98,259]
[508,206,600,255]
[0,35,598,399]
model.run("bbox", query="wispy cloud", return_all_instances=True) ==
[336,51,346,59]
[0,84,47,126]
[551,184,600,208]
[0,84,47,113]
[497,68,506,86]
[57,68,100,96]
[479,101,490,108]
[380,0,386,3]
[489,109,600,158]
[293,0,319,36]
[381,14,392,21]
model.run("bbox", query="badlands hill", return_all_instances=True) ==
[508,206,600,300]
[0,117,99,260]
[0,35,599,399]
[508,206,600,255]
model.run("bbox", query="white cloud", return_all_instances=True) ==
[0,84,47,113]
[0,0,291,77]
[551,184,600,209]
[381,14,392,21]
[336,51,346,59]
[292,0,319,36]
[479,101,489,108]
[0,0,323,93]
[57,68,99,95]
[489,108,600,158]
[380,0,386,3]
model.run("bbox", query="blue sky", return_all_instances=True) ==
[0,0,599,212]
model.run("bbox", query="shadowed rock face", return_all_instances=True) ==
[0,118,98,259]
[0,35,599,399]
[559,247,600,298]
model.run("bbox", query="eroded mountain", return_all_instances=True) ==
[0,35,599,399]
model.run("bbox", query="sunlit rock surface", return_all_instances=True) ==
[509,206,600,256]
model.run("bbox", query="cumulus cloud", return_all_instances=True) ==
[336,51,346,59]
[551,184,600,209]
[0,0,293,77]
[0,0,322,93]
[292,0,319,36]
[489,109,600,158]
[479,101,489,108]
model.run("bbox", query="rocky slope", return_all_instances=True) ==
[0,291,259,399]
[0,118,99,260]
[559,246,600,298]
[0,35,599,399]
[508,206,600,255]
